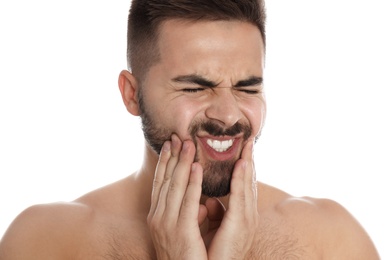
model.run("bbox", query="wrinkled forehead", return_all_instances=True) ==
[149,19,264,82]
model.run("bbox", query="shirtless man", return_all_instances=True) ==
[0,0,380,259]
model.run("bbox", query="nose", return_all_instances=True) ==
[205,88,242,128]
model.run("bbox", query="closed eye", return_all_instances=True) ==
[182,88,205,93]
[236,87,261,95]
[234,76,263,95]
[238,88,260,94]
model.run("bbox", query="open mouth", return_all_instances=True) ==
[206,138,234,152]
[197,135,242,161]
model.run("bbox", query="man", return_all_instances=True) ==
[0,0,379,259]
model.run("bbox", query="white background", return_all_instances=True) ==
[0,0,388,258]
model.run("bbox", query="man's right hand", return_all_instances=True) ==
[147,134,208,260]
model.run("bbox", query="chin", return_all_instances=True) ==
[200,159,235,197]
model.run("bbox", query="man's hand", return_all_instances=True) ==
[207,139,258,260]
[147,135,207,260]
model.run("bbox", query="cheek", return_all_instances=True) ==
[242,98,266,136]
[166,99,205,137]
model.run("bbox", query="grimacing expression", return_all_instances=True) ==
[139,94,254,197]
[136,20,266,197]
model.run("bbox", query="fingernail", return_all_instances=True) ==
[184,140,194,152]
[171,134,180,147]
[162,141,171,152]
[191,163,196,172]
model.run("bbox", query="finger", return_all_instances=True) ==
[149,140,172,218]
[228,139,254,214]
[153,134,182,216]
[179,162,203,225]
[240,138,254,162]
[241,139,257,203]
[227,159,246,214]
[165,140,197,219]
[245,139,258,215]
[198,204,209,238]
[165,134,182,179]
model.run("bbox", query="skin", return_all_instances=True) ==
[0,20,379,259]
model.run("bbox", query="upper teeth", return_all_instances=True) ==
[206,139,234,152]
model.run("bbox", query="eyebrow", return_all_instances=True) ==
[171,74,263,88]
[234,77,263,88]
[172,74,218,88]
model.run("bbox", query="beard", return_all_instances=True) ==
[138,92,253,197]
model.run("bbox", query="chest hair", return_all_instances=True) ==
[100,222,306,260]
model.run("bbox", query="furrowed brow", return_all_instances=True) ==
[234,76,263,88]
[172,74,218,88]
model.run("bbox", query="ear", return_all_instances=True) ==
[118,70,140,116]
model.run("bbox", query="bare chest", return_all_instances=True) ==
[78,219,315,260]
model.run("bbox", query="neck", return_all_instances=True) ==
[139,141,159,187]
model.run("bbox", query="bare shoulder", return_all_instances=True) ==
[0,175,149,259]
[306,198,379,259]
[258,182,380,259]
[0,201,94,259]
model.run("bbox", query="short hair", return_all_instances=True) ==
[127,0,266,82]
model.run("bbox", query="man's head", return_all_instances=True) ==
[127,0,266,82]
[120,0,266,197]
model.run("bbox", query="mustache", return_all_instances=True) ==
[189,121,252,140]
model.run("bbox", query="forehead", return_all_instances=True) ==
[152,19,265,78]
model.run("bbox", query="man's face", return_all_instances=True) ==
[139,19,266,197]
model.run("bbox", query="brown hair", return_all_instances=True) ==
[127,0,266,81]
